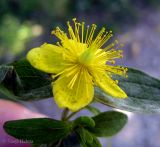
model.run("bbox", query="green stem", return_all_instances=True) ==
[61,108,69,121]
[54,108,70,147]
[65,109,82,121]
[55,108,83,146]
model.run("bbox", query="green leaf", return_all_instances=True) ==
[0,66,13,83]
[95,68,160,113]
[73,116,95,128]
[63,116,102,147]
[86,105,101,115]
[0,84,19,101]
[0,65,20,100]
[72,116,102,147]
[0,58,52,101]
[76,128,93,144]
[89,111,127,137]
[76,128,101,147]
[3,118,72,144]
[86,135,102,147]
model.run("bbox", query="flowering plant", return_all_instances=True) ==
[1,19,160,147]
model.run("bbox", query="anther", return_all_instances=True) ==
[72,18,76,21]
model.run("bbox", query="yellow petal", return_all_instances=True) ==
[94,72,127,98]
[27,43,64,74]
[62,39,87,56]
[52,69,94,111]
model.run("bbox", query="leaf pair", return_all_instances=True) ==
[73,116,101,147]
[64,111,127,147]
[76,128,101,147]
[3,111,127,146]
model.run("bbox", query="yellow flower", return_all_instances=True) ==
[27,18,127,111]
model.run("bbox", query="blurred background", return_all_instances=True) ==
[0,0,160,147]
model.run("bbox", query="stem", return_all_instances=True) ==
[53,108,83,146]
[65,112,77,120]
[61,108,69,120]
[54,109,69,147]
[65,109,82,121]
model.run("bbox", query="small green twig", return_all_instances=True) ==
[61,108,69,121]
[65,109,82,121]
[55,108,70,147]
[65,112,77,120]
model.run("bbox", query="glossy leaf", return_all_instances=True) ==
[0,59,52,101]
[89,111,127,137]
[73,116,95,128]
[86,135,102,147]
[76,128,102,147]
[0,66,13,83]
[3,118,72,144]
[95,68,160,113]
[76,128,93,144]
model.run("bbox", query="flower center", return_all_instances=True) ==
[78,48,94,66]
